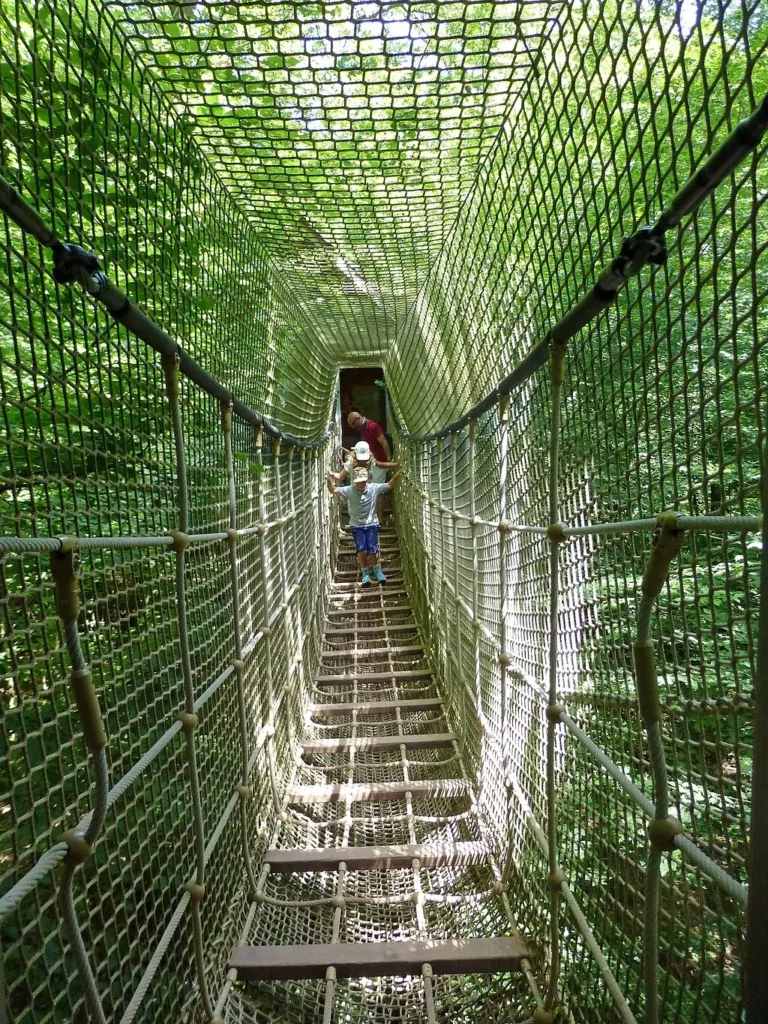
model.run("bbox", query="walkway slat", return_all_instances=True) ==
[287,779,472,804]
[316,668,433,684]
[230,936,528,980]
[310,697,443,715]
[263,840,490,873]
[300,732,455,754]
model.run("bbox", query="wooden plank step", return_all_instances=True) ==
[330,586,408,596]
[300,732,456,755]
[320,645,424,658]
[286,779,471,804]
[263,839,491,873]
[334,570,403,578]
[325,623,418,636]
[339,543,400,553]
[310,697,443,716]
[326,605,413,617]
[315,668,433,684]
[230,936,528,981]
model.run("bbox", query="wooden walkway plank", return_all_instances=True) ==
[263,840,490,873]
[324,623,418,636]
[286,779,472,804]
[300,732,456,755]
[230,936,528,981]
[310,697,444,716]
[316,668,433,684]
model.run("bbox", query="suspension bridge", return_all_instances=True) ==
[0,1,766,1022]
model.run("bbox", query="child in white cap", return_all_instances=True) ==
[332,440,398,524]
[332,440,398,484]
[327,465,399,585]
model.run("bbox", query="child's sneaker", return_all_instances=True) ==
[373,566,387,583]
[360,569,372,586]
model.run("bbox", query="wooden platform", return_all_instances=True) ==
[315,668,433,684]
[230,936,529,981]
[300,732,456,755]
[287,779,472,804]
[310,697,444,716]
[263,840,490,873]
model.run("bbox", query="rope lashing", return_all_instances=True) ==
[50,241,107,290]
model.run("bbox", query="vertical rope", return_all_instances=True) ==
[221,400,259,902]
[746,401,768,1022]
[254,428,280,809]
[497,393,510,798]
[161,353,214,1020]
[497,393,517,886]
[450,432,465,743]
[632,515,685,1024]
[50,545,109,1024]
[468,418,484,748]
[314,449,325,637]
[544,340,566,1011]
[436,437,452,727]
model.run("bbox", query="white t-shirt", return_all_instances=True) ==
[336,482,389,526]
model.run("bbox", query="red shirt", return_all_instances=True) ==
[360,419,388,462]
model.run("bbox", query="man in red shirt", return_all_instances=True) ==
[347,411,393,519]
[348,411,391,463]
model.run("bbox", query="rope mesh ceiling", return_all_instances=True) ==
[103,0,557,367]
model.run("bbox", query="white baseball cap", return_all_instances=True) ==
[354,440,371,461]
[352,466,369,483]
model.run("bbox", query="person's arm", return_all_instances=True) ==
[326,472,337,494]
[377,430,392,461]
[376,459,399,469]
[385,470,400,491]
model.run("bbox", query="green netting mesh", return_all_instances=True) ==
[0,0,766,1022]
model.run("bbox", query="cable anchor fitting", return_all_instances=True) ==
[642,513,685,601]
[161,352,181,399]
[184,880,206,904]
[617,226,667,279]
[51,242,106,292]
[50,540,81,621]
[61,829,93,865]
[648,815,684,851]
[546,867,567,891]
[532,1009,556,1024]
[221,399,233,433]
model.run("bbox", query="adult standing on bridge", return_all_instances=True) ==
[347,410,392,521]
[347,411,391,480]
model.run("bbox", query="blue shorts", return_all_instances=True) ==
[350,524,379,554]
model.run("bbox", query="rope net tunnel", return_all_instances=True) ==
[0,0,766,1021]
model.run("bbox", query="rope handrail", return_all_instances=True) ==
[403,470,762,537]
[0,174,336,450]
[0,500,320,556]
[391,92,768,442]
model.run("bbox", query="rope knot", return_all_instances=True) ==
[617,226,667,277]
[648,815,684,851]
[51,241,105,289]
[61,829,92,865]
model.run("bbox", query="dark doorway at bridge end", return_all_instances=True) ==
[339,367,388,451]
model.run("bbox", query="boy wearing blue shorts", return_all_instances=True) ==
[327,466,399,585]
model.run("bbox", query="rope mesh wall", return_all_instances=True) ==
[0,0,766,1022]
